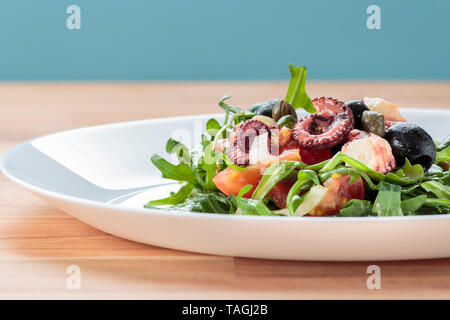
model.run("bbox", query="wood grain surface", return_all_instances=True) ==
[1,82,450,299]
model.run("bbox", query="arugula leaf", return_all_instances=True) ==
[238,185,253,200]
[151,154,199,187]
[435,136,450,163]
[321,152,386,181]
[400,195,427,215]
[284,64,315,113]
[442,171,450,185]
[218,95,244,113]
[163,192,235,213]
[289,195,304,215]
[399,158,424,179]
[165,138,191,164]
[239,198,274,216]
[286,170,318,215]
[230,195,274,216]
[252,161,303,201]
[319,166,361,184]
[401,184,421,195]
[420,181,450,200]
[229,184,278,216]
[200,133,210,148]
[372,182,403,216]
[436,135,450,152]
[321,152,421,186]
[424,198,450,209]
[385,173,418,185]
[304,161,328,172]
[423,170,450,184]
[145,183,194,206]
[436,146,450,163]
[215,151,246,171]
[201,144,217,191]
[413,205,444,215]
[197,192,235,214]
[206,118,222,137]
[338,199,374,217]
[384,158,424,185]
[212,123,232,151]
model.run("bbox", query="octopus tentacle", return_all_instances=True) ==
[236,120,271,153]
[228,119,280,166]
[291,97,354,150]
[227,139,249,166]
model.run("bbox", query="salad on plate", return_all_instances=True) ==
[146,65,450,217]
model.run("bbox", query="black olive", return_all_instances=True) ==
[345,100,369,130]
[249,98,280,118]
[331,142,345,155]
[384,122,436,171]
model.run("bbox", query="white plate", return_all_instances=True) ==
[1,109,450,261]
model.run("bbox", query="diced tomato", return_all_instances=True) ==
[213,165,263,198]
[308,174,365,216]
[213,149,301,198]
[268,180,294,208]
[300,148,332,165]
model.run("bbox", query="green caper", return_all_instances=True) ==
[361,110,385,137]
[438,161,450,171]
[272,100,297,123]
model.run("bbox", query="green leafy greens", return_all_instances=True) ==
[285,64,315,113]
[146,65,449,218]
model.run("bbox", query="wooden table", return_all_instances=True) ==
[1,82,450,299]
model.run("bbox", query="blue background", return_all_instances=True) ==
[0,0,449,80]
